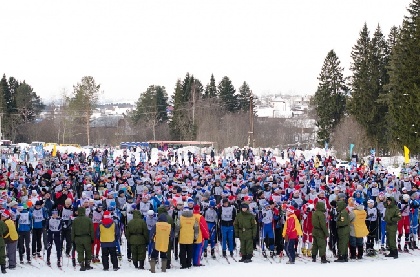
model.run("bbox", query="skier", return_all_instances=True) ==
[192,204,209,266]
[397,193,411,252]
[260,202,275,258]
[203,199,218,259]
[283,206,302,264]
[218,198,236,257]
[365,199,379,256]
[17,203,32,264]
[31,200,47,258]
[46,210,62,267]
[91,203,103,263]
[175,206,197,269]
[0,210,8,273]
[349,203,368,259]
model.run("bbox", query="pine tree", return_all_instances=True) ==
[237,81,255,113]
[204,74,217,98]
[348,24,390,150]
[14,81,45,123]
[217,76,238,112]
[387,0,420,154]
[312,50,348,146]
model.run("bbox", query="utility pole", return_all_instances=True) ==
[249,92,254,148]
[0,113,2,140]
[192,83,195,125]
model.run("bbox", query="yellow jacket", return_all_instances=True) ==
[4,219,18,242]
[352,208,369,238]
[154,222,171,252]
[179,211,196,244]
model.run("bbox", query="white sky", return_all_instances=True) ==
[0,0,412,104]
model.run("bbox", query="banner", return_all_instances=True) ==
[404,146,410,164]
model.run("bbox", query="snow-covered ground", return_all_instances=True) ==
[13,240,419,276]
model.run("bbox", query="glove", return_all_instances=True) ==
[369,213,374,217]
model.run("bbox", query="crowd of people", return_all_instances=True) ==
[0,145,418,273]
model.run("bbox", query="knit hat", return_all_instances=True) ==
[1,209,10,218]
[17,203,23,211]
[193,204,200,213]
[209,200,216,207]
[103,211,112,219]
[241,203,249,209]
[287,206,295,214]
[187,198,194,204]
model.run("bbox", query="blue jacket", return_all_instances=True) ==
[17,210,32,232]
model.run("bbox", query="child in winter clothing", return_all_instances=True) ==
[282,206,302,264]
[2,209,17,272]
[149,213,171,273]
[96,211,119,271]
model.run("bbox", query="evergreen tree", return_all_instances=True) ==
[237,81,255,113]
[0,75,8,114]
[169,74,199,141]
[348,24,389,149]
[204,74,217,98]
[217,76,238,112]
[14,81,45,123]
[312,50,348,146]
[132,85,168,140]
[388,0,420,154]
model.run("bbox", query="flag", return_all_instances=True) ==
[349,144,355,158]
[52,144,57,157]
[324,142,328,151]
[404,146,410,164]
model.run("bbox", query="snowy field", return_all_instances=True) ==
[13,240,419,276]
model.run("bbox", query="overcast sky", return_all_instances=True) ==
[0,0,413,104]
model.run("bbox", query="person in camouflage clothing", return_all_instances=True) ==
[334,200,349,263]
[384,197,401,259]
[71,207,94,271]
[312,201,329,263]
[234,203,257,263]
[126,210,149,269]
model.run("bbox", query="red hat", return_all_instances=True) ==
[287,206,295,214]
[1,209,10,218]
[103,211,111,219]
[228,195,235,202]
[193,204,200,213]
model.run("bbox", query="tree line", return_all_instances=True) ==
[312,0,420,156]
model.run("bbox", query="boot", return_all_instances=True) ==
[306,248,312,257]
[85,260,93,270]
[239,254,246,262]
[133,260,138,269]
[334,255,345,263]
[47,259,51,266]
[321,255,330,263]
[349,246,356,259]
[79,262,86,271]
[404,243,409,252]
[357,246,364,259]
[1,265,6,274]
[139,260,145,270]
[230,251,234,257]
[413,240,418,249]
[211,248,216,259]
[301,247,307,256]
[203,250,207,258]
[312,255,316,262]
[161,259,167,273]
[72,258,76,267]
[57,260,62,268]
[344,254,348,262]
[393,249,398,259]
[150,258,156,273]
[262,250,267,258]
[398,244,402,252]
[270,251,274,258]
[244,254,253,263]
[385,249,395,258]
[222,250,226,257]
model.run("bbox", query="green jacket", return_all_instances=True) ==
[71,207,94,242]
[0,220,8,247]
[336,201,350,230]
[126,210,149,245]
[312,202,328,239]
[384,198,401,228]
[234,210,257,240]
[158,206,174,225]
